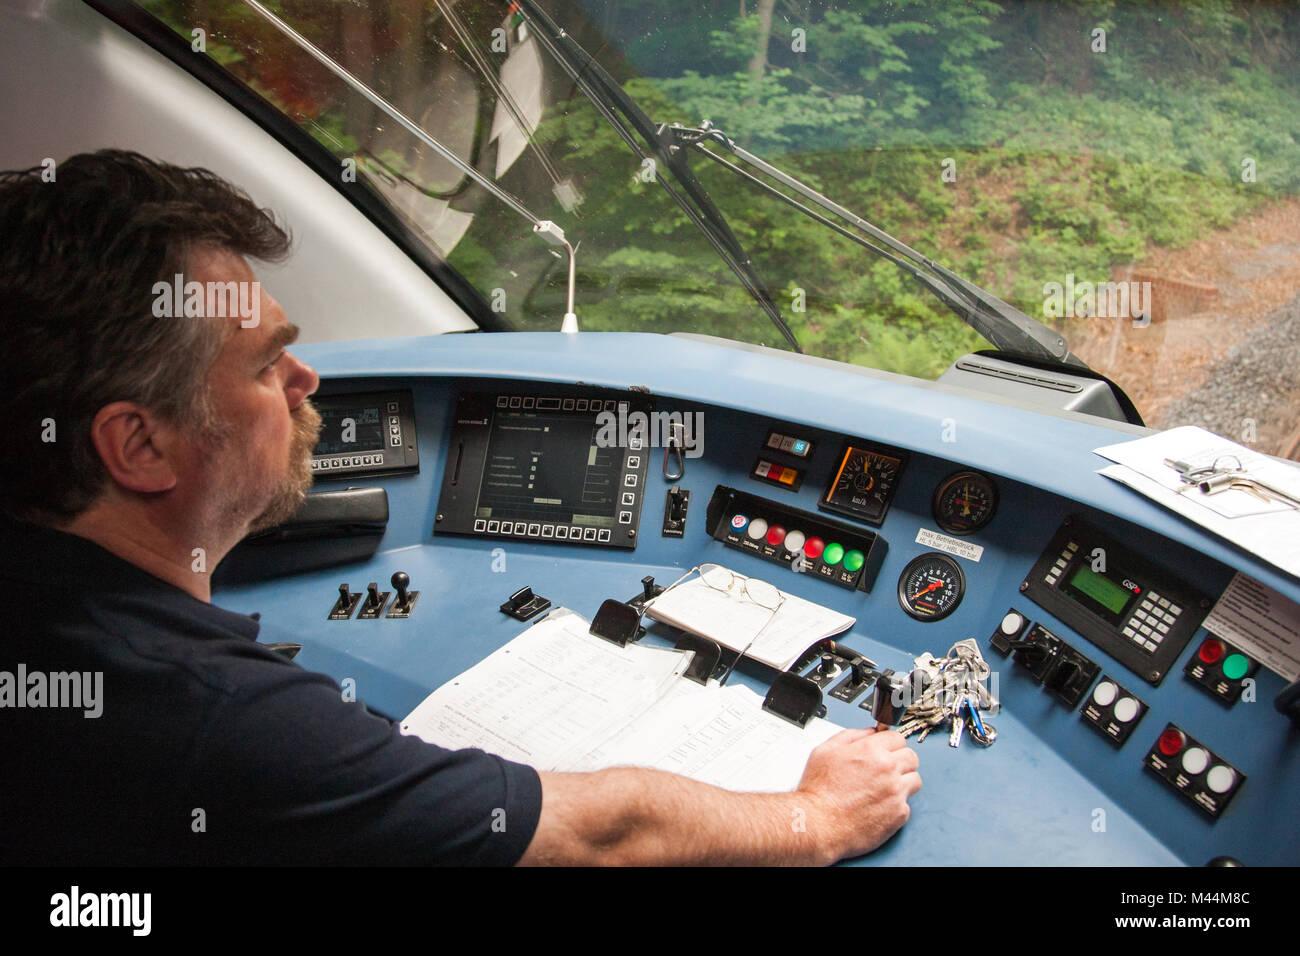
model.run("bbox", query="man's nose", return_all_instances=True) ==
[285,351,320,406]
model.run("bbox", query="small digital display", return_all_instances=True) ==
[315,405,385,456]
[474,411,620,527]
[1064,563,1138,625]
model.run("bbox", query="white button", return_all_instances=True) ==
[1001,612,1024,636]
[1206,765,1236,794]
[1181,747,1209,775]
[747,517,769,540]
[1092,681,1118,707]
[784,530,806,554]
[1112,697,1139,723]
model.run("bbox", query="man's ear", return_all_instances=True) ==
[89,401,181,494]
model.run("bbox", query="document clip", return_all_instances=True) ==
[500,586,551,622]
[589,598,645,646]
[762,672,825,728]
[674,633,722,685]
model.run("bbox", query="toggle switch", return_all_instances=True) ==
[357,580,391,619]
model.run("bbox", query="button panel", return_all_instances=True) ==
[706,485,885,593]
[1142,722,1246,820]
[1079,674,1148,748]
[1184,634,1259,706]
[751,457,804,491]
[763,428,815,459]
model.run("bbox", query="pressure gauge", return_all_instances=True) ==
[898,552,966,621]
[932,470,998,535]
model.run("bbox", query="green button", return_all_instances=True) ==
[843,549,865,572]
[823,542,844,566]
[1222,653,1250,681]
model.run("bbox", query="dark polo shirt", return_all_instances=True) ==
[0,519,542,865]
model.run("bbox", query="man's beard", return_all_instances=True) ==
[247,398,322,533]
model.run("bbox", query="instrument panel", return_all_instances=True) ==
[228,334,1300,868]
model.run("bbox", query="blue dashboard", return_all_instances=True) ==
[215,331,1300,866]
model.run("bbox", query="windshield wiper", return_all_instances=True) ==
[665,123,1074,364]
[513,0,801,353]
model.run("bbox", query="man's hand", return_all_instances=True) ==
[795,728,921,864]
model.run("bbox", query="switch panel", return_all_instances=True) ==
[1012,623,1100,707]
[1184,634,1259,706]
[1079,675,1148,748]
[1143,724,1246,820]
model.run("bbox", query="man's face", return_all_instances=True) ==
[190,248,321,535]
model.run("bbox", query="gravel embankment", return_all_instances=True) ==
[1160,292,1300,457]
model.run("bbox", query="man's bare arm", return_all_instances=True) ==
[517,727,920,866]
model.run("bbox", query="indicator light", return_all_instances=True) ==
[1158,728,1186,756]
[1221,653,1249,681]
[1198,639,1225,665]
[730,513,749,533]
[843,549,865,572]
[765,525,786,547]
[804,537,825,560]
[783,530,805,554]
[823,542,845,566]
[747,517,768,541]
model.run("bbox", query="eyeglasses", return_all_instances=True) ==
[590,563,786,684]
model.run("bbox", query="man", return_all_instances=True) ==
[0,150,919,865]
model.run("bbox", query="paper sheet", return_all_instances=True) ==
[644,575,855,671]
[569,681,841,792]
[400,608,691,770]
[1094,427,1300,579]
[401,608,842,792]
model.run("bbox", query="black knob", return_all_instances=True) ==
[338,583,350,600]
[852,660,874,684]
[392,571,410,605]
[366,582,380,606]
[818,653,839,676]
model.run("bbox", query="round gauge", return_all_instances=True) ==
[821,444,908,525]
[897,552,966,621]
[932,470,998,536]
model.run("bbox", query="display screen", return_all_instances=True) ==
[474,411,621,527]
[1067,564,1136,618]
[315,405,385,455]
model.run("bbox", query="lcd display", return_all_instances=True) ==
[474,411,620,527]
[1069,564,1133,615]
[315,405,385,455]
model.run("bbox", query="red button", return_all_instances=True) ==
[1158,728,1186,756]
[1198,639,1225,665]
[804,537,825,560]
[766,525,786,547]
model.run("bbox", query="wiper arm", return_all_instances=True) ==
[669,123,1073,363]
[513,0,801,353]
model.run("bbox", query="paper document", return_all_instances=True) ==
[645,575,856,671]
[1094,426,1300,580]
[401,608,842,792]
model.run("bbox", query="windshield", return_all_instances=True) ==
[138,0,1300,454]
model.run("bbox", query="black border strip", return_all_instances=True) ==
[81,0,510,332]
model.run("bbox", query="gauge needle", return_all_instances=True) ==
[913,580,944,598]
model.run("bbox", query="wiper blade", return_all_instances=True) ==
[669,124,1072,363]
[513,0,801,353]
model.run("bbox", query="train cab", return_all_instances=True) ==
[3,0,1298,891]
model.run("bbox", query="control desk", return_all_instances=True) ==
[215,332,1300,866]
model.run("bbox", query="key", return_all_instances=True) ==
[949,701,966,748]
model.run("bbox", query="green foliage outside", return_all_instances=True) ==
[142,0,1300,380]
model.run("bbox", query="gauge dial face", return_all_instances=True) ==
[898,552,966,621]
[821,443,908,525]
[932,471,998,535]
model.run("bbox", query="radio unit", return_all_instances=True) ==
[1023,517,1210,685]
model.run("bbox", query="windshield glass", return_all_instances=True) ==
[139,0,1300,454]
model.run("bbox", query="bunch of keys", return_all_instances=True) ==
[895,639,998,747]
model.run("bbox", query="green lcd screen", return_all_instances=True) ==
[1069,565,1131,614]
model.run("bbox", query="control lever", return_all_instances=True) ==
[871,670,907,726]
[386,570,421,618]
[357,581,391,619]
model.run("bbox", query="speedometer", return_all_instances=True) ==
[897,552,966,621]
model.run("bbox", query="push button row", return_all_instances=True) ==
[312,453,385,471]
[1143,722,1245,819]
[473,518,612,543]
